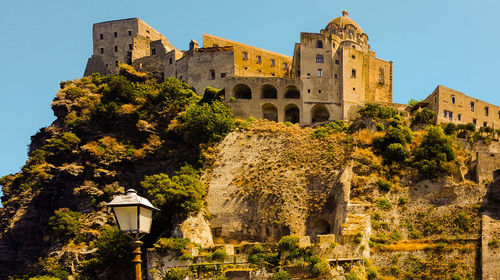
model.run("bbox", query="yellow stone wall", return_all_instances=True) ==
[203,34,292,78]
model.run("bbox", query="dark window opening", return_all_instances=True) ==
[352,55,355,59]
[485,106,489,116]
[470,101,475,111]
[316,40,323,48]
[220,73,227,78]
[271,59,275,67]
[307,89,311,93]
[261,84,278,99]
[243,52,248,60]
[115,61,118,66]
[151,48,156,55]
[307,73,310,76]
[99,34,103,40]
[458,114,462,121]
[451,95,455,104]
[332,43,336,48]
[284,85,300,99]
[334,73,338,79]
[473,118,477,125]
[114,32,117,38]
[100,48,104,54]
[128,31,132,36]
[285,105,300,124]
[257,55,262,63]
[483,122,488,127]
[318,90,322,93]
[284,63,288,69]
[262,104,278,122]
[114,46,118,52]
[353,88,356,91]
[335,59,339,65]
[210,69,215,80]
[128,44,133,50]
[311,104,330,123]
[233,84,252,99]
[352,69,356,77]
[316,54,324,63]
[169,57,173,64]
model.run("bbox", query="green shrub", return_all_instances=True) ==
[408,99,420,106]
[373,124,412,163]
[324,120,350,133]
[28,277,59,280]
[211,249,228,262]
[443,123,457,135]
[100,75,136,104]
[454,212,472,232]
[366,267,379,280]
[311,127,328,139]
[375,123,385,131]
[200,87,225,104]
[311,261,326,277]
[354,232,363,244]
[278,235,299,252]
[377,179,392,191]
[176,100,235,143]
[359,104,398,119]
[65,87,86,99]
[488,239,499,248]
[178,252,194,261]
[413,108,436,125]
[48,208,81,238]
[271,270,291,280]
[398,197,407,206]
[43,132,81,156]
[284,122,293,127]
[413,126,455,178]
[154,238,191,254]
[141,165,205,215]
[376,198,392,210]
[161,267,188,280]
[345,272,360,280]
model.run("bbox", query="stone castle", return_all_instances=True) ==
[84,11,499,128]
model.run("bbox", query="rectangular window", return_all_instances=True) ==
[115,61,118,66]
[307,89,311,93]
[307,73,310,76]
[485,106,489,116]
[443,110,448,118]
[284,63,288,69]
[169,57,173,64]
[114,32,117,38]
[318,90,322,93]
[351,69,356,77]
[334,73,338,79]
[128,31,132,36]
[449,111,453,120]
[114,46,118,52]
[473,118,477,125]
[151,48,156,55]
[317,69,322,77]
[271,73,275,76]
[458,114,462,121]
[220,73,227,78]
[128,44,133,50]
[498,111,500,119]
[257,55,262,63]
[335,59,339,65]
[100,48,104,54]
[99,34,103,40]
[271,59,275,67]
[451,95,455,104]
[210,69,215,80]
[470,101,475,111]
[243,52,248,60]
[483,122,488,127]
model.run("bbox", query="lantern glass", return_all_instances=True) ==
[139,207,153,233]
[114,206,138,232]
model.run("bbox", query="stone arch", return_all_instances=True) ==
[262,103,278,122]
[233,83,252,99]
[284,85,300,99]
[494,169,500,182]
[314,219,331,235]
[311,104,330,123]
[316,40,323,48]
[260,84,277,99]
[285,104,300,124]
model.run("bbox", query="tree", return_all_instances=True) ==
[413,126,455,177]
[413,108,436,125]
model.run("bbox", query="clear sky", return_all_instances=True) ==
[1,0,499,201]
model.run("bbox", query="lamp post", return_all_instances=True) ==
[107,189,159,280]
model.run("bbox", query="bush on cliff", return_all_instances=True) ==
[48,208,82,238]
[412,126,456,178]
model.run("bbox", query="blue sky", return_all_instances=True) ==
[1,0,499,201]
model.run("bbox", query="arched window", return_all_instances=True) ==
[316,54,324,63]
[284,85,300,99]
[285,104,300,124]
[378,68,384,84]
[316,40,323,48]
[233,84,252,99]
[262,103,278,122]
[260,84,277,99]
[311,104,330,123]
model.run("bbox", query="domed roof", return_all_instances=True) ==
[326,10,363,33]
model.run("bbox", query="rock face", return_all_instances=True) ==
[481,169,500,280]
[176,213,214,248]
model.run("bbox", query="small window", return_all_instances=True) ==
[307,73,310,76]
[470,101,475,111]
[114,32,117,38]
[220,73,227,78]
[99,34,103,40]
[435,96,437,103]
[498,110,500,119]
[473,118,477,125]
[352,55,355,59]
[115,61,118,66]
[244,66,248,70]
[334,73,338,79]
[332,43,336,48]
[483,122,488,127]
[458,114,462,121]
[271,59,275,67]
[284,63,288,69]
[316,54,324,63]
[146,30,150,34]
[335,59,339,65]
[318,90,322,93]
[485,106,489,116]
[100,48,104,54]
[243,52,248,60]
[351,69,356,78]
[128,44,133,50]
[257,55,262,63]
[128,31,132,36]
[443,110,448,118]
[378,68,384,84]
[151,48,156,55]
[317,69,322,77]
[169,57,173,64]
[210,69,215,80]
[307,89,311,93]
[316,40,323,48]
[451,95,455,104]
[257,69,262,73]
[114,46,118,52]
[449,111,453,120]
[271,73,275,76]
[353,88,356,91]
[352,45,355,49]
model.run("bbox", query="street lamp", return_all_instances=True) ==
[107,189,160,280]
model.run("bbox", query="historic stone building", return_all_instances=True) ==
[415,85,500,129]
[84,11,394,125]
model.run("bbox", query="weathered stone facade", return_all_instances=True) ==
[84,11,396,125]
[417,85,500,129]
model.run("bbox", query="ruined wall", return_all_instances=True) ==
[203,34,292,78]
[476,152,500,183]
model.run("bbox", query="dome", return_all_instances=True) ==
[325,10,363,33]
